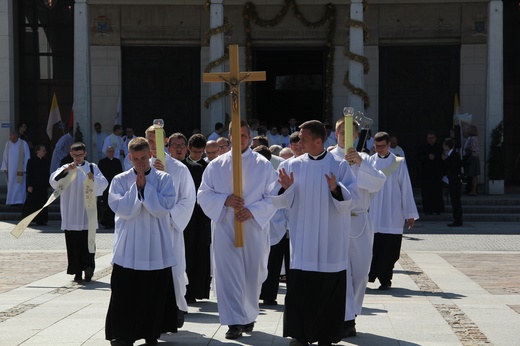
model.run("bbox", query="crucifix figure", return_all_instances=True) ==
[203,44,266,247]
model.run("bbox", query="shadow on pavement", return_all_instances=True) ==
[365,286,465,300]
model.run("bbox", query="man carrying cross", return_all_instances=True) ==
[197,120,278,340]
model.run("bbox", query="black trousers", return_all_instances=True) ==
[449,183,463,224]
[283,269,346,344]
[368,233,403,286]
[260,236,289,301]
[64,230,95,275]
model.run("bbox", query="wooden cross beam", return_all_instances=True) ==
[203,44,266,247]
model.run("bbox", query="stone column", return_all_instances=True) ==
[74,0,92,155]
[486,0,504,192]
[208,0,226,130]
[347,0,365,114]
[0,0,15,187]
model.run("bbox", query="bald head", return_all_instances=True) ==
[205,140,219,161]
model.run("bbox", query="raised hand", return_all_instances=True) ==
[325,172,337,192]
[278,168,294,190]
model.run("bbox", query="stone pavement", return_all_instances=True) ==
[0,220,519,345]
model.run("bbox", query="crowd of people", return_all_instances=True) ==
[2,117,481,346]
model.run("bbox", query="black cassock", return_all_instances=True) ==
[417,141,445,214]
[182,158,211,300]
[97,157,123,228]
[22,156,51,224]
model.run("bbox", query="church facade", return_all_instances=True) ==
[1,0,518,189]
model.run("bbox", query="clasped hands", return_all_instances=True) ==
[135,165,147,189]
[225,194,253,222]
[278,168,339,192]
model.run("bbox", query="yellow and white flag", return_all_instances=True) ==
[46,93,62,139]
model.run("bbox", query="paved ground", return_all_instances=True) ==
[0,219,519,345]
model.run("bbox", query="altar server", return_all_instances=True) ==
[105,137,178,345]
[275,120,359,346]
[197,120,278,340]
[368,132,419,290]
[146,126,196,316]
[330,119,386,337]
[50,142,108,283]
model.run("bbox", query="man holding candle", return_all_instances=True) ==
[197,120,278,340]
[146,126,196,320]
[331,118,387,338]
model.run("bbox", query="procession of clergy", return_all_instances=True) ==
[2,117,419,346]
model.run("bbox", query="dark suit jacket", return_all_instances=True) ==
[444,150,462,186]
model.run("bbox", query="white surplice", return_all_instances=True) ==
[108,167,177,270]
[153,154,196,312]
[274,152,358,273]
[50,161,108,231]
[368,152,419,235]
[330,147,387,320]
[197,148,278,326]
[1,139,30,204]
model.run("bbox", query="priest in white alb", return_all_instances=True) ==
[274,120,360,346]
[105,137,178,345]
[1,131,30,205]
[145,125,196,318]
[330,118,386,338]
[367,132,419,290]
[197,120,278,340]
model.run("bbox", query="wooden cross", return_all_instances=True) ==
[203,44,266,247]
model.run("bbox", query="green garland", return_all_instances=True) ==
[243,0,336,122]
[343,1,370,109]
[203,0,231,108]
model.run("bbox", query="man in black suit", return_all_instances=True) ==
[442,138,463,227]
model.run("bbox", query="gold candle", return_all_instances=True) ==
[153,119,165,164]
[343,107,354,150]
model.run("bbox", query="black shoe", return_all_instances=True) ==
[243,321,254,332]
[447,222,463,227]
[225,325,243,339]
[110,340,133,346]
[343,325,357,338]
[289,339,308,346]
[262,299,278,306]
[343,319,357,338]
[84,267,94,282]
[73,274,83,282]
[177,309,185,328]
[186,297,196,304]
[378,283,391,290]
[145,338,158,345]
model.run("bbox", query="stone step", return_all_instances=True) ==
[417,205,520,214]
[417,212,520,223]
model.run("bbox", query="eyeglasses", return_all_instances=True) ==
[169,143,186,149]
[71,152,85,157]
[219,145,229,149]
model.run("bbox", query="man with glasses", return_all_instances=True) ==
[367,132,418,290]
[179,133,212,304]
[50,142,108,283]
[216,137,231,155]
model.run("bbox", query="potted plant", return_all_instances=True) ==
[487,121,505,194]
